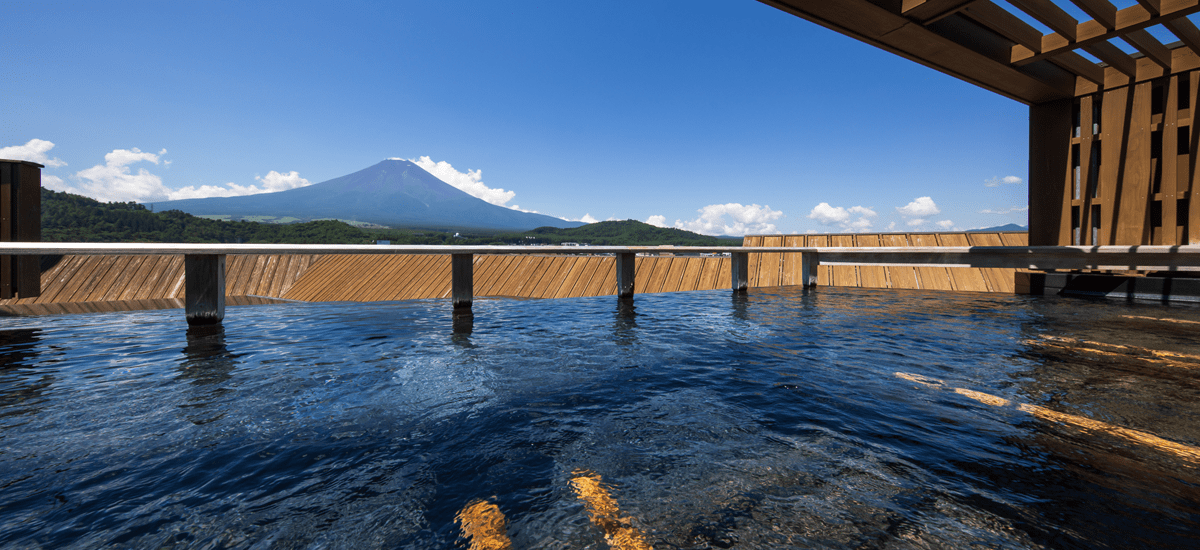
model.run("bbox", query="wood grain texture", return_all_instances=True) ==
[0,233,1038,311]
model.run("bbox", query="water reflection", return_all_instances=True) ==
[176,324,239,425]
[455,499,512,550]
[0,328,46,423]
[570,469,652,550]
[452,310,474,347]
[730,291,749,321]
[613,299,637,346]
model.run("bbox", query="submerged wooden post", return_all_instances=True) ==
[616,252,635,299]
[451,253,473,309]
[184,254,225,325]
[801,251,819,288]
[731,252,749,292]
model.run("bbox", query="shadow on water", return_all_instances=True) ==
[0,328,46,423]
[452,310,474,347]
[176,323,239,425]
[613,298,637,346]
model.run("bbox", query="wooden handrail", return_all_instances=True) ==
[5,242,1200,325]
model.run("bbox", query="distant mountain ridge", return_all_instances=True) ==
[967,223,1027,232]
[149,159,585,231]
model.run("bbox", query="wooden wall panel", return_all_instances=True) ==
[1116,81,1154,244]
[780,235,804,286]
[937,233,989,292]
[909,234,955,290]
[829,234,859,287]
[1030,98,1074,245]
[853,234,889,288]
[757,236,784,287]
[743,236,764,287]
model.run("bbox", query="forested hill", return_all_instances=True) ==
[523,220,733,246]
[42,189,372,243]
[39,189,738,246]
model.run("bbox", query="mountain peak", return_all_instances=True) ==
[148,160,585,232]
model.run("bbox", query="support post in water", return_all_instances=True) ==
[801,251,819,288]
[451,253,473,310]
[185,254,225,325]
[731,252,749,292]
[616,252,635,299]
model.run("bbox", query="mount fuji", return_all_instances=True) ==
[148,159,586,231]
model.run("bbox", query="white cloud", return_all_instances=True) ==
[907,218,926,227]
[408,156,516,206]
[67,147,173,202]
[167,170,313,200]
[0,139,67,167]
[935,219,954,229]
[578,213,598,224]
[808,202,877,232]
[886,222,897,231]
[658,203,783,236]
[979,206,1029,215]
[897,196,940,218]
[985,175,1023,187]
[41,174,66,191]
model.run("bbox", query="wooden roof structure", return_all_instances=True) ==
[758,0,1200,103]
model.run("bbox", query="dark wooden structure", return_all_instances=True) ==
[0,160,41,298]
[759,1,1200,247]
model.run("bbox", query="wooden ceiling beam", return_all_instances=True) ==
[1124,28,1175,68]
[1007,0,1079,40]
[902,0,982,23]
[1137,0,1163,16]
[1164,17,1200,57]
[961,1,1044,52]
[1011,1,1200,65]
[1069,0,1119,29]
[1083,41,1138,75]
[757,0,1073,103]
[1047,50,1107,82]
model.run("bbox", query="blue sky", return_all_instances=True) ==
[2,0,1034,235]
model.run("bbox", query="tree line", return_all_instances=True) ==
[40,188,738,246]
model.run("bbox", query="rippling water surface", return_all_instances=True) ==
[2,287,1199,548]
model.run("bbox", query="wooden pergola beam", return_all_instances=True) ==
[962,1,1045,52]
[902,0,982,23]
[758,0,1200,103]
[1137,0,1163,16]
[758,0,1073,103]
[1164,17,1200,57]
[1007,0,1080,40]
[1069,0,1119,29]
[1049,50,1107,82]
[1012,1,1200,65]
[1083,41,1138,76]
[1124,28,1175,69]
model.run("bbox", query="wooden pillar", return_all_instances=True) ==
[185,254,225,325]
[1029,99,1074,245]
[0,160,42,299]
[801,252,819,288]
[451,253,473,310]
[616,252,635,299]
[731,252,749,292]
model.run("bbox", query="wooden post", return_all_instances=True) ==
[616,252,635,299]
[801,251,819,287]
[0,160,42,299]
[731,252,749,292]
[185,254,225,325]
[451,253,473,310]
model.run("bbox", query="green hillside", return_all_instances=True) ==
[40,189,738,246]
[520,220,733,246]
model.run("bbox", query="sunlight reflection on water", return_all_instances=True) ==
[1,287,1199,548]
